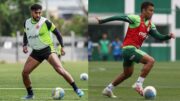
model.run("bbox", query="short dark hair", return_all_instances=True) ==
[30,4,42,11]
[141,1,154,12]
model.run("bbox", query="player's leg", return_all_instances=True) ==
[112,62,134,86]
[132,49,155,96]
[47,53,84,97]
[102,61,134,98]
[114,55,118,61]
[22,56,41,99]
[139,54,155,77]
[133,54,155,86]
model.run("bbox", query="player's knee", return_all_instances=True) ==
[124,72,133,78]
[22,70,29,77]
[148,58,155,65]
[56,67,66,75]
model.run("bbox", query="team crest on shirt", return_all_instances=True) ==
[36,25,40,29]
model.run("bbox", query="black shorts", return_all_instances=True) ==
[30,46,52,62]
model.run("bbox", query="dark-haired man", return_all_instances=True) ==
[22,4,84,99]
[96,1,175,97]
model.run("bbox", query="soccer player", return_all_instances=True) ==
[110,37,122,61]
[96,1,175,97]
[98,33,110,61]
[22,4,84,99]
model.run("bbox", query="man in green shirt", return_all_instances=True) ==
[98,33,110,61]
[22,4,84,99]
[96,1,175,97]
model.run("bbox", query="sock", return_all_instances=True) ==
[26,86,33,95]
[136,77,145,86]
[107,83,115,91]
[71,82,78,91]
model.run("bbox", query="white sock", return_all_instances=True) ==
[136,77,145,86]
[107,83,114,91]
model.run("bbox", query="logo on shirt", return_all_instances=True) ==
[139,32,148,38]
[28,35,39,39]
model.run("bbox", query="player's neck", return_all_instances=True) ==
[31,17,40,24]
[140,14,149,21]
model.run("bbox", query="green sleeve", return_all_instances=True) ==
[149,29,171,41]
[99,15,134,24]
[127,14,140,23]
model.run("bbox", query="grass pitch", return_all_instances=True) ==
[89,61,180,101]
[0,61,88,101]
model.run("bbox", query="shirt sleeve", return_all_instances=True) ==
[149,28,171,41]
[45,20,56,31]
[127,14,140,24]
[52,28,64,47]
[99,15,134,24]
[23,21,28,46]
[45,20,64,47]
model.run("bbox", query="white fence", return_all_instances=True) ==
[0,33,87,63]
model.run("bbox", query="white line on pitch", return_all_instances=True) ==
[0,88,88,90]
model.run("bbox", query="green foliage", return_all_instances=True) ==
[61,15,88,36]
[0,0,40,36]
[49,15,65,34]
[0,1,87,37]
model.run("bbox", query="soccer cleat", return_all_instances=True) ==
[21,94,34,100]
[76,89,84,97]
[102,88,117,98]
[132,83,144,96]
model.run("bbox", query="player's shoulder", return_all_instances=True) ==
[127,14,140,23]
[24,18,31,27]
[25,18,31,23]
[150,22,156,30]
[127,14,140,19]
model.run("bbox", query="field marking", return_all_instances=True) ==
[0,88,88,90]
[90,85,180,89]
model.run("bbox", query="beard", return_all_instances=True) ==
[33,17,40,21]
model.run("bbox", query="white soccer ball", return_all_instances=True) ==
[52,87,65,100]
[143,86,157,100]
[80,73,88,80]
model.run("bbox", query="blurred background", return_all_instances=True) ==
[88,0,180,62]
[0,0,88,63]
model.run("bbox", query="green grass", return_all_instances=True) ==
[0,61,88,101]
[89,61,180,101]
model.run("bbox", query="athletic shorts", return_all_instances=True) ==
[122,46,147,67]
[30,46,52,62]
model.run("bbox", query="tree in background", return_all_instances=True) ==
[0,0,39,36]
[0,0,87,37]
[61,15,87,36]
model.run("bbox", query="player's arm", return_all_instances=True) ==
[23,32,28,46]
[45,20,64,47]
[23,22,28,46]
[23,22,28,53]
[149,26,175,40]
[45,20,65,55]
[96,15,134,24]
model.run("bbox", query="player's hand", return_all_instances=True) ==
[169,33,175,39]
[95,16,100,24]
[61,48,65,56]
[23,46,28,54]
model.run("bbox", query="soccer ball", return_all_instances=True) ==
[143,86,157,100]
[80,73,88,80]
[52,87,65,100]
